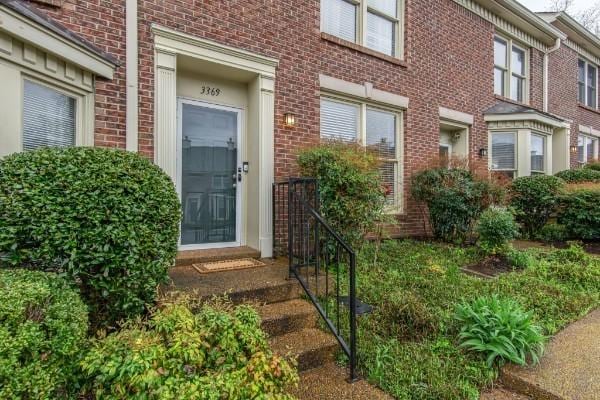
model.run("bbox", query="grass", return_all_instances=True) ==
[353,240,599,400]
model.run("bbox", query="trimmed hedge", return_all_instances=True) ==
[0,269,88,399]
[555,168,600,183]
[557,189,600,240]
[510,175,564,238]
[0,147,181,327]
[81,300,298,399]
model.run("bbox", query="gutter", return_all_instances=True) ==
[543,38,561,113]
[126,0,138,151]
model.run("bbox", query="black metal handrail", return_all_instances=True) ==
[274,178,358,381]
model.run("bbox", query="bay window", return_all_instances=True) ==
[578,134,598,164]
[491,132,516,178]
[321,0,403,58]
[530,134,545,174]
[320,97,402,209]
[494,35,528,103]
[578,58,598,109]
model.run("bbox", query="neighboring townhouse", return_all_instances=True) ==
[0,0,599,256]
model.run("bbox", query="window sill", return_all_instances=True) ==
[321,33,407,67]
[578,102,600,115]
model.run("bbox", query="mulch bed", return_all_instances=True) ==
[462,255,513,278]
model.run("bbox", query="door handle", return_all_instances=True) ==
[237,167,242,182]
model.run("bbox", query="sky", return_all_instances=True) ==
[517,0,592,13]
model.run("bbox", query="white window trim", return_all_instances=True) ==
[578,133,599,164]
[21,74,88,149]
[490,131,518,176]
[320,92,404,213]
[578,58,598,109]
[530,133,546,174]
[494,34,529,104]
[321,0,405,59]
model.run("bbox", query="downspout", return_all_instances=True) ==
[543,38,561,113]
[126,0,138,151]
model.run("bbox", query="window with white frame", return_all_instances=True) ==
[321,0,403,57]
[578,59,598,109]
[320,97,402,209]
[22,79,77,151]
[491,131,516,178]
[530,134,545,174]
[578,134,598,164]
[494,36,528,103]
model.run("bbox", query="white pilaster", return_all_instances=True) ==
[154,49,177,183]
[259,76,275,257]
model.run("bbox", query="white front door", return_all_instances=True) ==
[177,98,243,249]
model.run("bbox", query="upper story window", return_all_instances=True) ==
[578,134,598,164]
[578,59,598,109]
[22,80,77,151]
[320,96,402,209]
[494,36,528,103]
[321,0,403,58]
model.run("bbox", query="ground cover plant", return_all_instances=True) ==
[0,147,181,327]
[81,298,298,399]
[0,269,88,399]
[353,240,599,400]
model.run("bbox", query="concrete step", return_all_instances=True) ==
[175,246,261,267]
[270,328,338,372]
[258,299,317,337]
[167,261,303,304]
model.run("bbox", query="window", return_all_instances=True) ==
[578,59,598,108]
[494,35,528,103]
[491,132,516,178]
[578,134,598,164]
[320,97,402,209]
[22,80,76,151]
[530,134,545,174]
[321,0,403,57]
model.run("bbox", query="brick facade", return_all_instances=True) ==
[23,0,600,236]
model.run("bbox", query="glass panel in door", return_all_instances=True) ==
[180,102,238,245]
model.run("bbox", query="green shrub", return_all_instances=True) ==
[585,161,600,171]
[454,295,545,367]
[0,147,181,327]
[557,189,600,240]
[476,207,518,253]
[0,269,88,399]
[297,143,387,246]
[536,223,568,242]
[555,168,600,183]
[510,175,564,238]
[505,248,537,270]
[81,300,298,399]
[411,168,496,242]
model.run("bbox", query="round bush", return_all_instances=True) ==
[510,175,564,238]
[81,300,298,399]
[0,147,181,327]
[554,168,600,183]
[0,269,88,399]
[476,207,518,253]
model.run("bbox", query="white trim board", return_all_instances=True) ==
[319,74,409,109]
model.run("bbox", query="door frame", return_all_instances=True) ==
[176,97,244,250]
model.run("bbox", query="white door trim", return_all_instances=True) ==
[177,97,244,250]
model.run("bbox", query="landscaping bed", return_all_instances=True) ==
[353,240,599,400]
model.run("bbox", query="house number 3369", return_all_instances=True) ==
[201,86,221,96]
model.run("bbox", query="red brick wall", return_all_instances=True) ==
[23,0,598,236]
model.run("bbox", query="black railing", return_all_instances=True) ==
[273,178,358,382]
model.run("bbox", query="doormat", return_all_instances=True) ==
[192,258,266,274]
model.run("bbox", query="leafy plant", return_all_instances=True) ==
[476,207,518,253]
[454,295,545,367]
[0,147,181,328]
[536,223,568,242]
[0,269,88,399]
[557,188,600,240]
[81,299,298,399]
[411,167,497,242]
[510,175,564,238]
[555,168,600,183]
[585,161,600,171]
[297,142,388,247]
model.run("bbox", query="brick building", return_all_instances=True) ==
[0,0,599,256]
